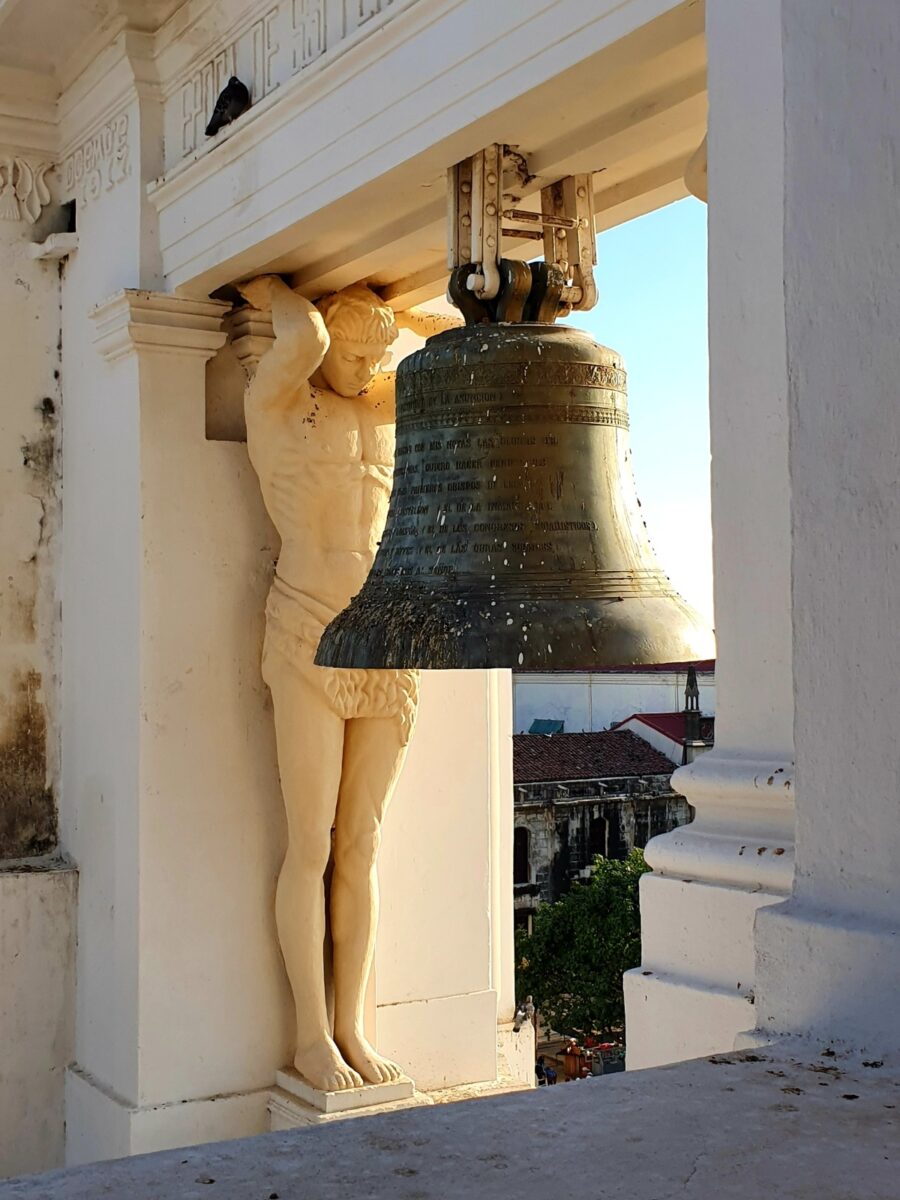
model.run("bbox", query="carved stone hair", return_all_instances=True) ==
[316,284,398,347]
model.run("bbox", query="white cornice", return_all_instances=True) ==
[92,289,229,362]
[0,110,58,156]
[0,67,59,155]
[57,13,130,99]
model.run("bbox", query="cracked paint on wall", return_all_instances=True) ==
[0,225,61,863]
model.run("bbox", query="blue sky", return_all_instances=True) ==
[563,197,713,622]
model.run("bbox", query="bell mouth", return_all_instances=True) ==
[315,580,714,671]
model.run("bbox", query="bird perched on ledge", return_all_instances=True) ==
[205,76,251,137]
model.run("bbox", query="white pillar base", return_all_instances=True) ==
[624,969,755,1070]
[626,755,794,1068]
[64,1068,271,1166]
[755,900,900,1054]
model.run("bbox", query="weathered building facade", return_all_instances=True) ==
[512,730,692,927]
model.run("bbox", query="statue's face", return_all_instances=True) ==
[319,337,387,397]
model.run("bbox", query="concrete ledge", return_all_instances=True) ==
[4,1051,897,1197]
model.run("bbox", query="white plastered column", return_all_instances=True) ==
[65,291,298,1163]
[625,0,795,1068]
[752,1,900,1056]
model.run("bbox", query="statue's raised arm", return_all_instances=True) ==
[237,275,329,413]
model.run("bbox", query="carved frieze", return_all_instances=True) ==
[350,0,394,30]
[62,113,130,206]
[0,157,53,224]
[291,0,326,71]
[167,0,404,168]
[179,7,280,158]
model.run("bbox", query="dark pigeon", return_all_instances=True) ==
[205,76,251,137]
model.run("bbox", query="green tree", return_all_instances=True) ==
[515,849,650,1039]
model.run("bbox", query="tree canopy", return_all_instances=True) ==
[515,849,650,1039]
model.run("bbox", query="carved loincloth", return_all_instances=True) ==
[262,576,419,744]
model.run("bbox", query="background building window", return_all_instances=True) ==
[513,827,530,885]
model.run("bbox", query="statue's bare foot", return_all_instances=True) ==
[293,1036,363,1092]
[337,1030,404,1085]
[236,274,280,312]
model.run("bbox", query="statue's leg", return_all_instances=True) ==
[266,650,364,1091]
[331,714,410,1084]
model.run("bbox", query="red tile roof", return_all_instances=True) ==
[513,730,675,784]
[614,712,715,744]
[514,659,715,677]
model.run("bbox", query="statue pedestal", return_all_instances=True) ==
[268,1068,433,1130]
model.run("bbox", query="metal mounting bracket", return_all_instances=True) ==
[447,144,598,321]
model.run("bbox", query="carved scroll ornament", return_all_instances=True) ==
[0,158,53,224]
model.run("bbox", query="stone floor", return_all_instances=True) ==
[2,1048,897,1198]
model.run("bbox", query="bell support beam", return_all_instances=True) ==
[280,61,705,309]
[155,0,706,299]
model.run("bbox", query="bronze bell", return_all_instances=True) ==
[316,321,714,670]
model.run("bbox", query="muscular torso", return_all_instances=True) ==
[247,374,396,616]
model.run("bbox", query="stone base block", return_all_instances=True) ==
[624,968,755,1070]
[65,1068,271,1166]
[275,1067,414,1113]
[268,1070,431,1130]
[755,898,900,1052]
[638,873,783,988]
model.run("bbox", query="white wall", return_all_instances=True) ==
[63,273,514,1161]
[0,182,61,857]
[514,670,715,733]
[753,0,900,1054]
[0,145,73,1177]
[625,0,796,1069]
[377,670,511,1090]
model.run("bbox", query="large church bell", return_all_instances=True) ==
[316,146,715,670]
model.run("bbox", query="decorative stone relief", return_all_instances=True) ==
[349,0,394,31]
[167,0,406,167]
[0,158,53,224]
[291,0,327,71]
[62,114,130,206]
[180,7,280,158]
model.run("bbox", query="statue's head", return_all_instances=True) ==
[315,284,398,397]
